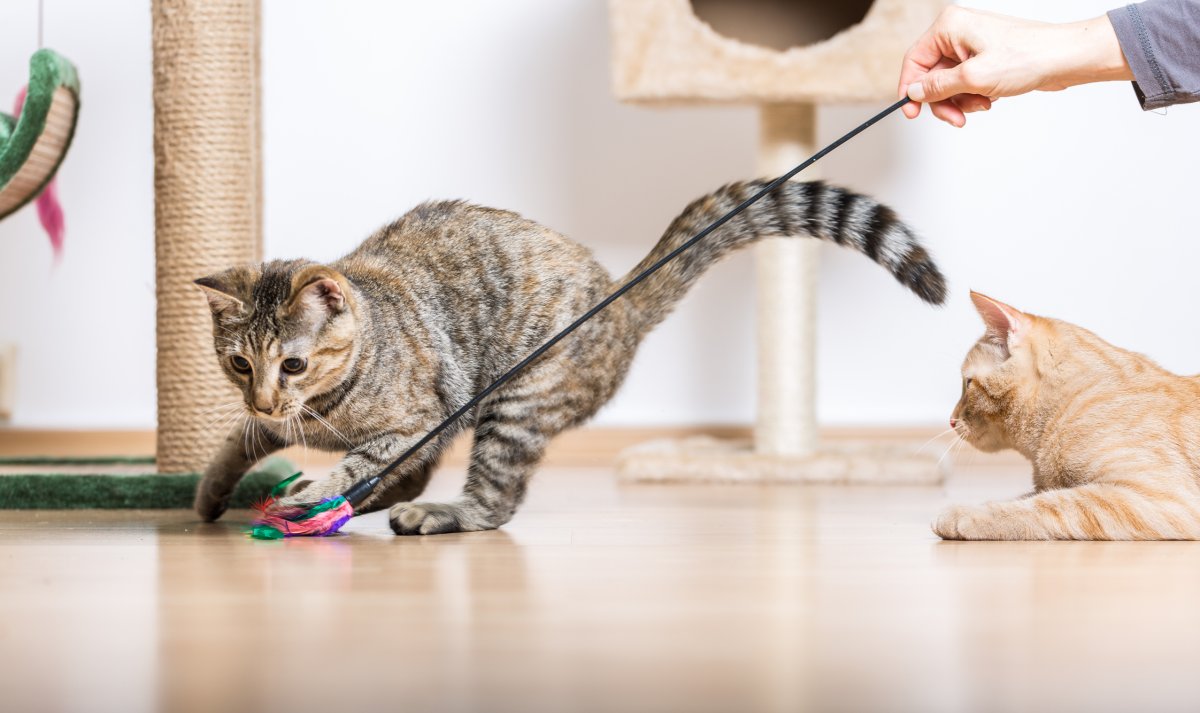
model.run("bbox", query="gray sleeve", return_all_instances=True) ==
[1108,1,1200,110]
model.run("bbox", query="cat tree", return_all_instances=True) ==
[152,0,262,473]
[610,0,950,484]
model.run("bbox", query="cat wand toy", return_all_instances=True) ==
[249,97,912,539]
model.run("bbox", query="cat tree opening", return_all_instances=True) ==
[689,0,874,52]
[609,0,945,104]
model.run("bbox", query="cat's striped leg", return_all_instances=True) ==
[276,433,441,509]
[389,408,549,536]
[934,480,1200,540]
[195,420,282,522]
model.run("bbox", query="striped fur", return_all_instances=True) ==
[939,292,1200,540]
[623,180,945,332]
[192,181,945,535]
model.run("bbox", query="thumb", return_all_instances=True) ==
[908,65,971,103]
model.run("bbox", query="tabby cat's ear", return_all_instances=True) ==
[970,291,1031,357]
[287,266,349,322]
[194,272,247,316]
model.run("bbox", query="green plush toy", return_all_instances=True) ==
[0,49,79,252]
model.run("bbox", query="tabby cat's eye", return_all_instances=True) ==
[231,355,252,373]
[282,358,307,375]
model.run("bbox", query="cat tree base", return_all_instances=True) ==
[616,437,948,485]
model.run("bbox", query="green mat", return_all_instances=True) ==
[0,457,294,509]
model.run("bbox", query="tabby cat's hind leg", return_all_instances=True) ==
[934,480,1200,540]
[389,407,549,536]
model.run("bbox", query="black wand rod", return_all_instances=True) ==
[340,97,913,508]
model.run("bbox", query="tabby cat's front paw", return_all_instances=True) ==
[271,477,327,509]
[933,504,994,540]
[389,501,489,536]
[194,482,232,523]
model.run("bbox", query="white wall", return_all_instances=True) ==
[1,0,1197,430]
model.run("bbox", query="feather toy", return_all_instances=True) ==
[250,472,379,539]
[249,473,355,539]
[246,98,912,539]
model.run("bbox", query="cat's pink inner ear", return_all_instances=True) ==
[970,292,1030,350]
[297,278,346,314]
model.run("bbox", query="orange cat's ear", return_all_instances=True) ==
[970,291,1031,357]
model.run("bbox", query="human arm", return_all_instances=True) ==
[897,6,1133,126]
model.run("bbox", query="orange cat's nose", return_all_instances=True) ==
[950,418,959,428]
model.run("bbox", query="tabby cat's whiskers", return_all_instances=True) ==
[300,404,352,447]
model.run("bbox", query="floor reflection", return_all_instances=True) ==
[933,541,1200,712]
[154,513,531,713]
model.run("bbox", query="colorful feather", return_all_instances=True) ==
[248,473,355,539]
[13,86,66,259]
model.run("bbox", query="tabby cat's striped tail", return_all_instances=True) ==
[620,180,947,333]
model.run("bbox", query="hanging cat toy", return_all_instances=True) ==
[250,98,914,539]
[0,0,78,257]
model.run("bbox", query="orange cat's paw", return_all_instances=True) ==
[933,505,993,540]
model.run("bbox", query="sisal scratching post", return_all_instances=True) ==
[152,0,262,473]
[609,0,951,484]
[755,104,820,457]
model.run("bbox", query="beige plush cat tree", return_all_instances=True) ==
[610,0,951,484]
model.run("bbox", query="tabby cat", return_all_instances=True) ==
[939,292,1200,540]
[194,180,946,535]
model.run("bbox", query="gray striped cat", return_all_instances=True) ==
[194,180,946,535]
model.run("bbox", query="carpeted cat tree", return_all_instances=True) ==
[610,0,951,484]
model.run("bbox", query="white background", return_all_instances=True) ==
[1,0,1197,429]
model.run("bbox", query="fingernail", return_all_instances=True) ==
[907,83,925,102]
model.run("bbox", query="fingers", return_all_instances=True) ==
[898,30,948,119]
[898,6,998,126]
[910,64,970,105]
[902,54,987,126]
[928,98,966,128]
[953,94,992,113]
[910,60,1000,127]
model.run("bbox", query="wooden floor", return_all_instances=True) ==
[3,460,1199,713]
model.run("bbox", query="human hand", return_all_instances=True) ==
[898,7,1132,127]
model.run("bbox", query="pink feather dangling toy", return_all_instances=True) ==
[249,472,358,539]
[14,86,66,259]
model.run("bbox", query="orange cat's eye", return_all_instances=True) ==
[963,378,973,392]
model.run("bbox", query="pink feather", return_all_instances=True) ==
[250,495,354,539]
[13,86,66,259]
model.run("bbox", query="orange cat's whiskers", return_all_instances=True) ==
[936,433,964,471]
[914,427,957,456]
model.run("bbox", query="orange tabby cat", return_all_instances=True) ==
[937,292,1200,540]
